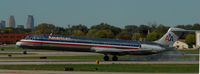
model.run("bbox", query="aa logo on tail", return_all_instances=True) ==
[165,33,174,41]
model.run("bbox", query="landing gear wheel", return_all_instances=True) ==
[112,56,118,61]
[104,55,109,61]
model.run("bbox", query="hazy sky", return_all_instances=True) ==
[0,0,200,28]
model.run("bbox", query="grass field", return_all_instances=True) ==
[180,49,199,53]
[0,55,198,60]
[0,55,129,60]
[0,45,198,73]
[0,64,198,73]
[0,53,37,55]
[0,55,197,61]
[0,45,56,52]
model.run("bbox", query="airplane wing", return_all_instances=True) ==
[91,47,138,53]
[90,47,156,55]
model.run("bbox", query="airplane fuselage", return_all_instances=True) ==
[16,34,166,55]
[16,28,190,61]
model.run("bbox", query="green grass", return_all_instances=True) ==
[0,55,198,60]
[0,46,25,50]
[0,46,56,52]
[0,55,102,59]
[0,55,129,60]
[0,64,198,73]
[0,53,36,55]
[179,49,199,53]
[182,56,199,60]
[0,53,24,55]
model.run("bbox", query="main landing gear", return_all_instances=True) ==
[112,55,118,61]
[104,55,109,61]
[103,55,118,61]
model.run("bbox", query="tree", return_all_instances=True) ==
[91,23,121,35]
[93,30,114,38]
[175,25,185,29]
[124,25,138,34]
[185,34,195,47]
[86,29,97,37]
[176,24,193,30]
[24,28,32,33]
[146,31,162,41]
[33,23,56,33]
[150,24,157,32]
[0,27,31,33]
[192,23,200,30]
[54,27,66,35]
[184,25,193,30]
[131,33,142,40]
[65,24,88,36]
[116,31,131,40]
[70,24,88,34]
[72,30,85,36]
[156,24,170,34]
[137,25,150,37]
[0,27,15,33]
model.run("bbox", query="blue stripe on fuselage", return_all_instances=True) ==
[26,38,140,47]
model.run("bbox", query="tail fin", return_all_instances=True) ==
[155,28,188,47]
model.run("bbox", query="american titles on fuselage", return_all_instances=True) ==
[48,36,71,40]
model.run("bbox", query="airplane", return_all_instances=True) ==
[16,28,191,61]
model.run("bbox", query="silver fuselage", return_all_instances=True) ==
[16,34,167,55]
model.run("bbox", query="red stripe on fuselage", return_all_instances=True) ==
[18,40,139,49]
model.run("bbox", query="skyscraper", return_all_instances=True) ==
[0,20,6,28]
[26,15,34,29]
[7,16,16,28]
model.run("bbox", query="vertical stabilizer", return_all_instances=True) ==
[155,28,187,47]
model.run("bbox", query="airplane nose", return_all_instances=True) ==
[16,41,22,47]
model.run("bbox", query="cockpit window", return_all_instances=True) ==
[24,35,32,39]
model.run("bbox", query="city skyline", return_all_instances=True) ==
[0,0,200,28]
[0,15,34,29]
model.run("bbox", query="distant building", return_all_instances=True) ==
[173,40,189,49]
[7,16,16,28]
[26,15,34,29]
[0,20,6,29]
[196,31,200,49]
[17,25,24,29]
[0,33,49,43]
[0,23,2,29]
[0,33,30,43]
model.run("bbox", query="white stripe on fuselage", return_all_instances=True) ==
[20,39,140,49]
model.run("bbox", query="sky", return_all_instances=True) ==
[0,0,200,28]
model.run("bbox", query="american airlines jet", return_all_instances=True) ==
[16,28,190,61]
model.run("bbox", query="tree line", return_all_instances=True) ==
[0,23,199,46]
